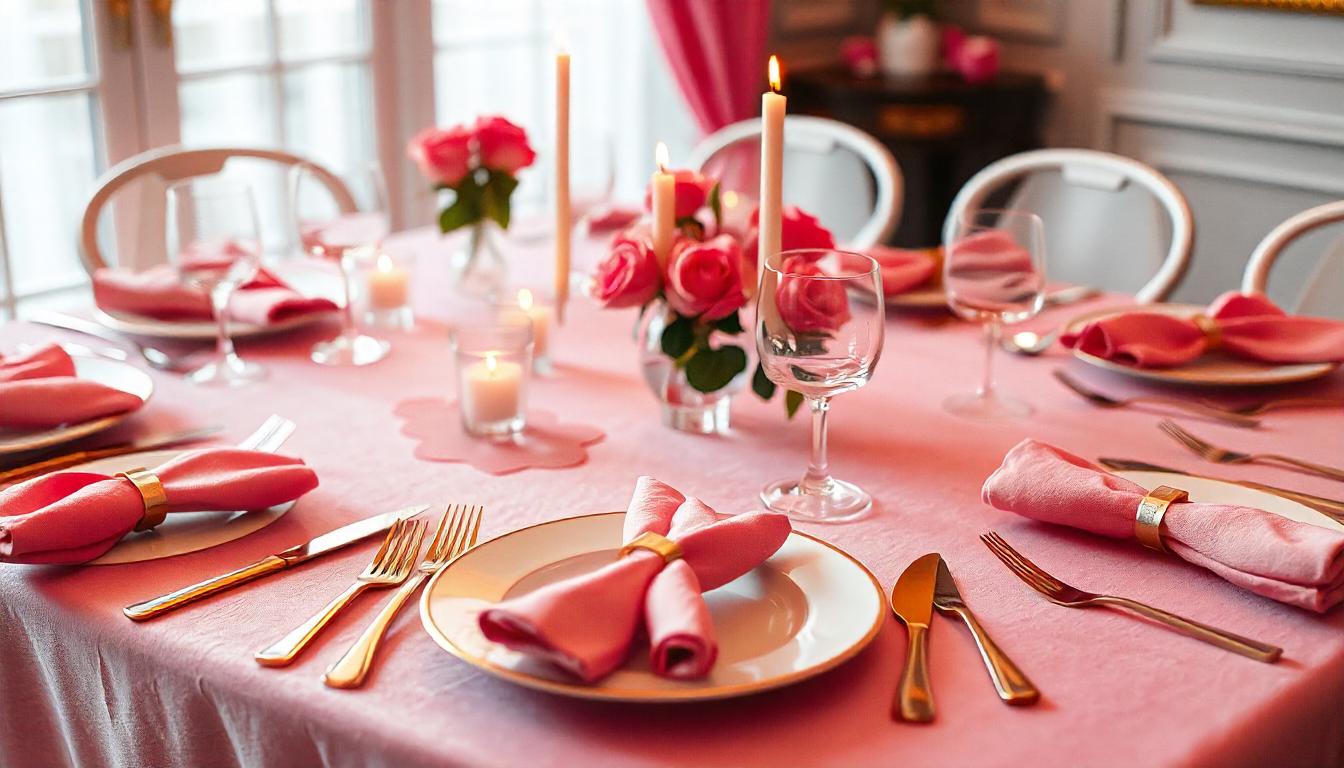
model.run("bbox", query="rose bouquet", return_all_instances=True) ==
[591,168,837,425]
[408,115,537,234]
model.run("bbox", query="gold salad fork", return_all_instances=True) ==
[1053,370,1259,427]
[323,504,483,688]
[1159,420,1344,483]
[255,517,426,667]
[981,532,1281,663]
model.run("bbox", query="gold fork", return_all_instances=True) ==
[255,517,426,667]
[1052,370,1259,427]
[1159,420,1344,483]
[981,532,1282,663]
[322,504,483,688]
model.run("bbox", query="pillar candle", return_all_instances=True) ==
[368,253,409,310]
[462,353,523,426]
[757,55,786,296]
[651,142,676,268]
[554,46,571,324]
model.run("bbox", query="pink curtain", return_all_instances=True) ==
[645,0,771,136]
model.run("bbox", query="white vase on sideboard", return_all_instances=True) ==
[878,14,939,78]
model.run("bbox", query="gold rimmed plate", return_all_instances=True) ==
[0,355,153,455]
[1066,304,1338,387]
[420,512,885,702]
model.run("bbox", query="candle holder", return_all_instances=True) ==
[358,249,415,331]
[496,287,554,374]
[451,319,534,438]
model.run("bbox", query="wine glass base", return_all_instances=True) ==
[942,391,1033,421]
[311,333,390,366]
[186,356,267,387]
[760,478,872,524]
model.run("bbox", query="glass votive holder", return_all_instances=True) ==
[358,249,415,331]
[496,287,554,373]
[451,318,534,438]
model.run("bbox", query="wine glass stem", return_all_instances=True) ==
[210,284,237,364]
[979,320,1000,399]
[801,396,833,494]
[338,252,357,339]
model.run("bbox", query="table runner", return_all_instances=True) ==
[1,228,1342,768]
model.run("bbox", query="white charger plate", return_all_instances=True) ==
[1114,469,1344,533]
[76,448,295,565]
[0,356,154,455]
[1066,304,1338,387]
[420,512,885,702]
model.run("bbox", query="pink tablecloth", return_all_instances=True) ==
[2,228,1343,768]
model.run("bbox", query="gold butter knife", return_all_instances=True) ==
[123,505,427,621]
[0,426,223,484]
[933,556,1039,706]
[1098,457,1344,521]
[890,553,939,723]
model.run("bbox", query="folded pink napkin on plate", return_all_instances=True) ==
[1061,291,1344,368]
[585,205,643,235]
[869,245,939,296]
[93,265,337,326]
[983,439,1344,612]
[0,448,319,564]
[0,344,143,431]
[478,476,792,682]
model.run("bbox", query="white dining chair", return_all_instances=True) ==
[1241,201,1344,319]
[942,149,1194,303]
[79,145,355,274]
[688,115,902,249]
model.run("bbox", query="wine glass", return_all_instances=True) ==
[942,208,1046,420]
[293,162,392,366]
[756,249,885,523]
[165,178,266,387]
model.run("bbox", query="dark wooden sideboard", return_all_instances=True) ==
[787,67,1048,247]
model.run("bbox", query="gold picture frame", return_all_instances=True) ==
[1193,0,1344,14]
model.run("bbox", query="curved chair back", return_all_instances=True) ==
[1242,201,1344,319]
[79,145,355,273]
[689,115,902,249]
[943,149,1193,303]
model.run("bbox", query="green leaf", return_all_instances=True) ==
[659,314,696,360]
[481,171,520,230]
[685,345,748,393]
[785,390,805,419]
[438,195,480,234]
[752,361,777,400]
[676,216,705,241]
[707,181,722,231]
[713,312,744,335]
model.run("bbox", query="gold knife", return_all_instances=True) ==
[122,505,428,621]
[1098,457,1344,521]
[0,426,223,484]
[933,556,1039,706]
[890,553,939,723]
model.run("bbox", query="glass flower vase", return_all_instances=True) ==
[451,220,508,299]
[637,300,744,435]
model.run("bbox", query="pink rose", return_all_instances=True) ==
[955,36,999,84]
[644,169,714,220]
[665,234,746,321]
[407,125,473,187]
[745,204,837,259]
[841,36,878,78]
[941,24,967,69]
[593,228,662,309]
[475,116,536,174]
[775,254,852,334]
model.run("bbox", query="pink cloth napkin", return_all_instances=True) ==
[0,344,144,430]
[93,265,337,325]
[0,448,319,564]
[1062,291,1344,368]
[478,476,792,682]
[869,245,939,296]
[983,439,1344,612]
[584,205,643,235]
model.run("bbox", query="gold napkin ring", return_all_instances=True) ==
[117,467,168,532]
[619,531,683,564]
[1192,314,1222,350]
[1135,485,1188,553]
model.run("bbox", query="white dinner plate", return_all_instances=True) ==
[1066,304,1338,387]
[94,307,328,341]
[0,355,154,455]
[420,512,885,702]
[1114,470,1344,533]
[76,448,295,565]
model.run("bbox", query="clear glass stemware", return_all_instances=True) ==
[293,162,392,366]
[165,177,266,387]
[942,208,1047,420]
[756,248,885,523]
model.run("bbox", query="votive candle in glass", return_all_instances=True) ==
[362,249,415,330]
[498,287,554,372]
[452,319,533,438]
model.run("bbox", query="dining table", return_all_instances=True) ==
[2,224,1343,768]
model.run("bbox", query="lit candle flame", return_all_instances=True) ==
[376,252,395,272]
[517,288,534,311]
[768,55,782,93]
[485,352,498,374]
[655,142,669,174]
